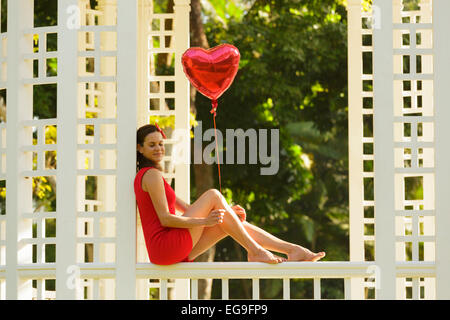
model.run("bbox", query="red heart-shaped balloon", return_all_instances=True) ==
[181,44,240,101]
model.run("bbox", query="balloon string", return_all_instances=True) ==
[210,99,222,195]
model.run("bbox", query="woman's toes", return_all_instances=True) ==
[274,254,287,262]
[310,252,326,262]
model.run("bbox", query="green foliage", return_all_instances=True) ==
[203,0,247,26]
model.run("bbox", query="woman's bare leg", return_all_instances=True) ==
[187,224,227,261]
[188,220,325,262]
[243,222,326,262]
[183,189,281,264]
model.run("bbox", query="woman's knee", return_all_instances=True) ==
[206,188,223,201]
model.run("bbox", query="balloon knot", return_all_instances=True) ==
[210,100,218,117]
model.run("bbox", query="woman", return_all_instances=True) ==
[135,124,325,265]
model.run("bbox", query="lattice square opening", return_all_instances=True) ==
[363,97,373,109]
[152,36,160,49]
[150,81,160,93]
[364,223,374,236]
[34,0,57,28]
[364,240,375,261]
[403,96,412,108]
[364,206,374,219]
[33,59,39,78]
[151,19,160,31]
[150,98,160,110]
[362,52,372,74]
[149,53,175,76]
[362,34,372,46]
[362,17,372,29]
[259,279,283,299]
[362,80,373,92]
[289,278,313,299]
[228,279,252,299]
[33,84,57,119]
[46,58,57,77]
[0,0,6,33]
[363,143,373,155]
[405,176,423,200]
[321,279,344,300]
[46,33,57,52]
[364,177,374,201]
[402,33,410,46]
[165,98,175,110]
[363,114,373,137]
[403,80,411,91]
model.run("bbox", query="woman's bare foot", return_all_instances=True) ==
[274,254,287,262]
[287,245,326,262]
[248,248,283,264]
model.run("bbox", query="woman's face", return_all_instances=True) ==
[137,131,165,164]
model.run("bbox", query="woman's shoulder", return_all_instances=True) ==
[136,167,163,193]
[141,166,164,185]
[136,166,157,176]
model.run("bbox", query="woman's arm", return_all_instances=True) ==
[175,196,190,214]
[143,170,219,228]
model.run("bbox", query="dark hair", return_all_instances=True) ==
[136,124,164,173]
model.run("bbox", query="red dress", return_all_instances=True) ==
[134,166,193,265]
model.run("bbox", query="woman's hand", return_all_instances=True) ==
[231,204,246,222]
[203,209,225,227]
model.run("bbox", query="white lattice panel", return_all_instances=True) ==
[0,0,142,300]
[349,0,450,299]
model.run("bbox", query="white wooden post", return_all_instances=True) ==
[5,0,34,300]
[347,0,365,300]
[135,1,152,286]
[97,0,118,273]
[373,0,396,300]
[173,0,191,300]
[54,0,80,300]
[433,0,450,300]
[172,0,191,299]
[116,0,138,300]
[173,0,190,200]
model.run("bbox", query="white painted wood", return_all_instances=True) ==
[313,278,321,300]
[115,0,138,300]
[372,0,397,300]
[55,0,80,300]
[190,279,198,300]
[159,279,168,300]
[252,278,259,299]
[282,278,290,300]
[136,261,435,279]
[344,278,352,300]
[172,0,191,299]
[173,0,190,198]
[136,0,150,130]
[221,278,229,300]
[6,0,34,300]
[433,0,450,300]
[347,0,366,300]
